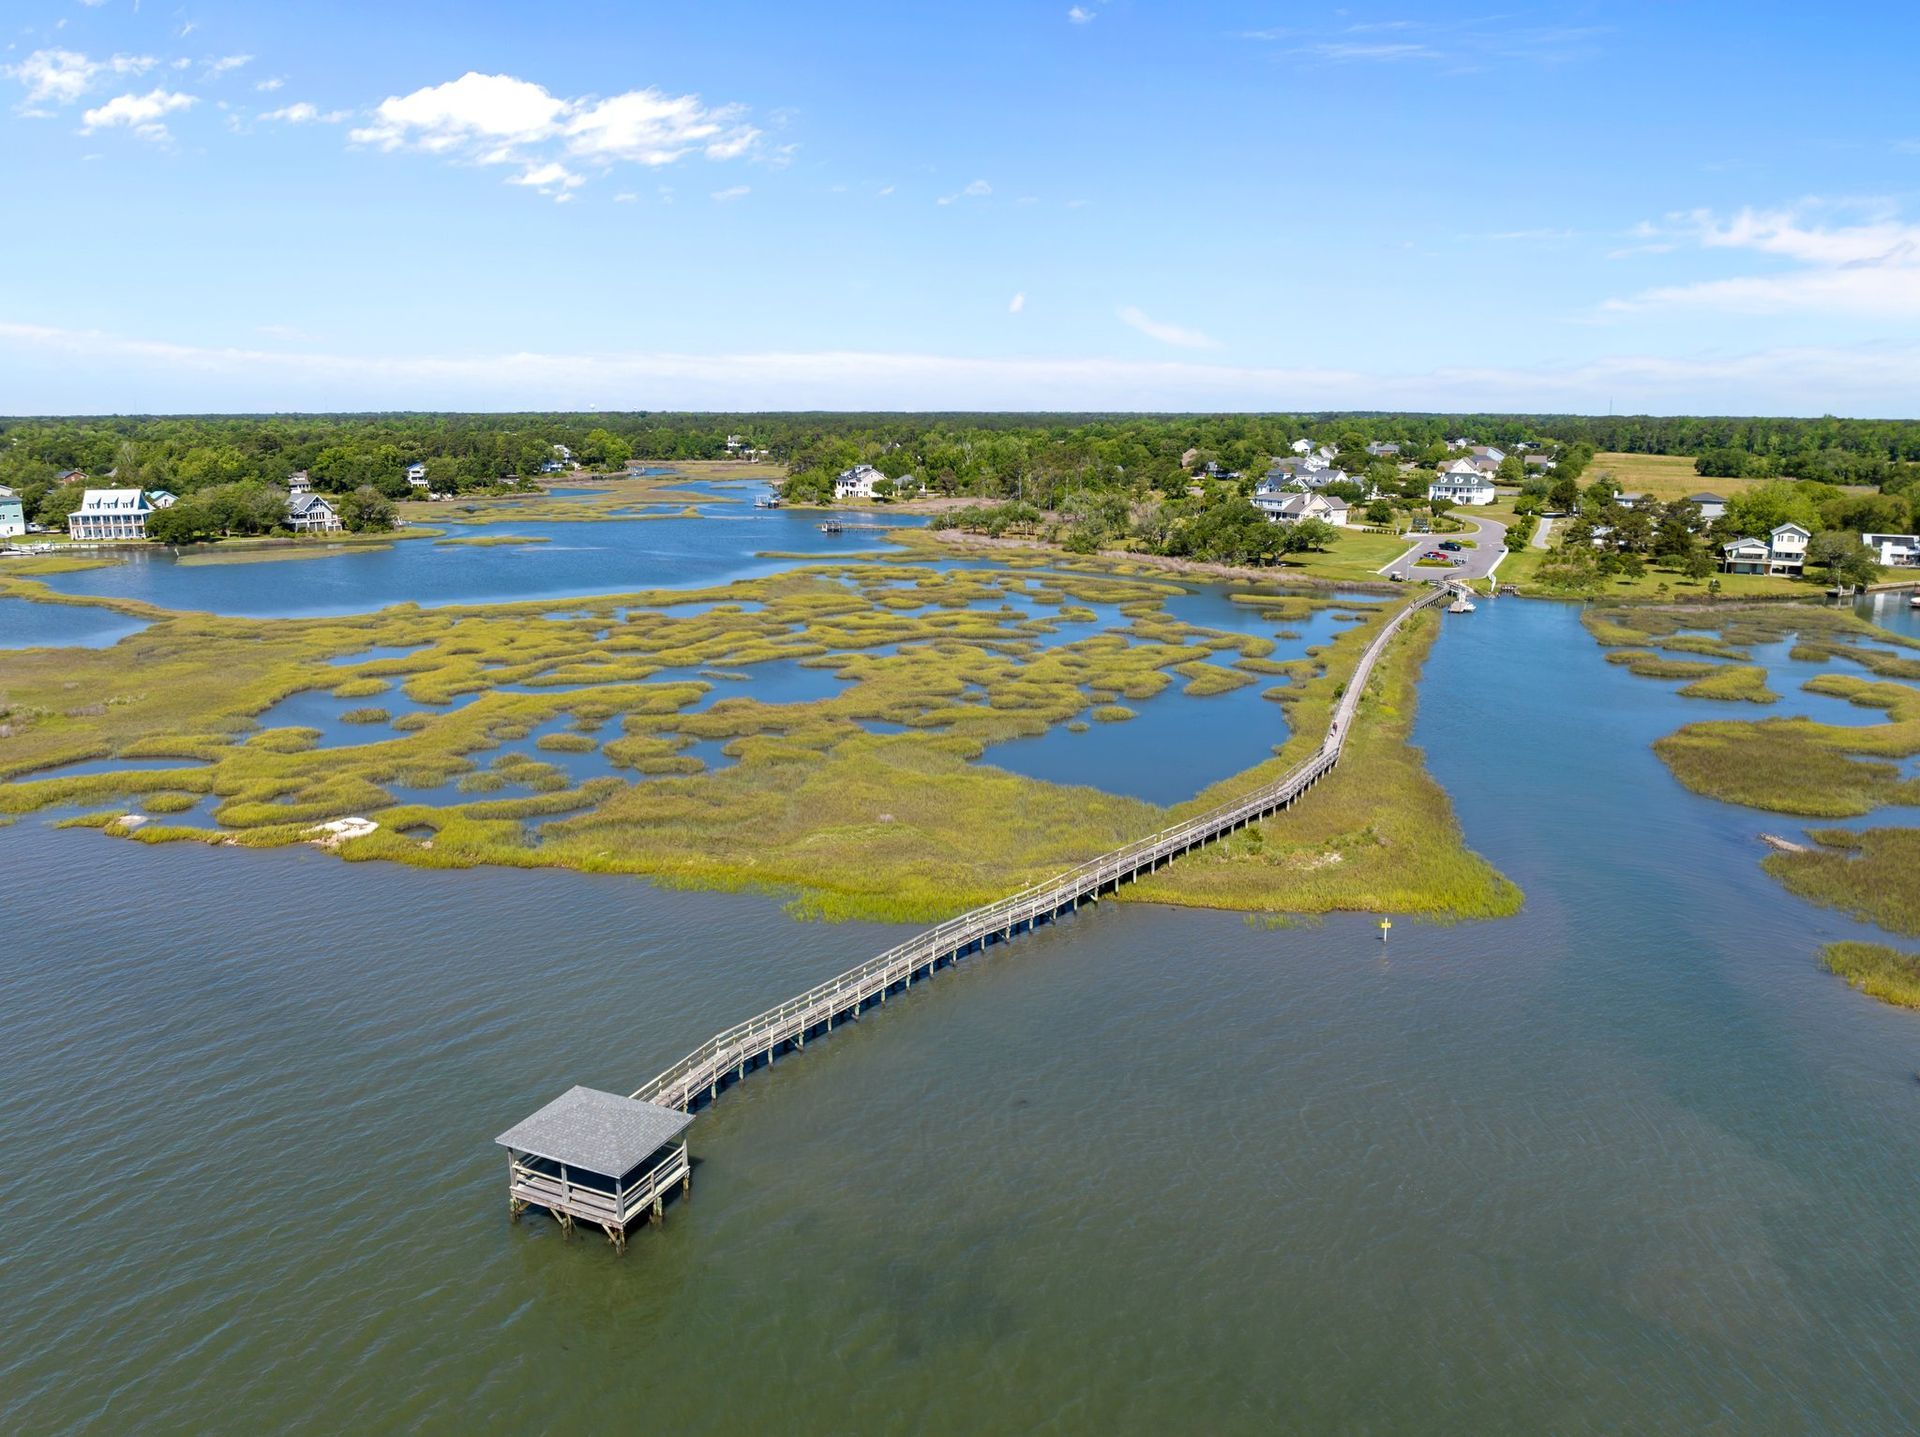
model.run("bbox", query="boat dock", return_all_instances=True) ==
[499,587,1445,1250]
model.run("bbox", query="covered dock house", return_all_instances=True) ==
[495,1086,692,1250]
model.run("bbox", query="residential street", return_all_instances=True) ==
[1376,513,1510,582]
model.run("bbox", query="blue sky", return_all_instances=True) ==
[3,0,1918,415]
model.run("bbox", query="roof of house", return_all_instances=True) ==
[287,493,334,517]
[1771,522,1811,537]
[1687,492,1726,503]
[1722,536,1770,553]
[77,488,151,513]
[495,1086,694,1174]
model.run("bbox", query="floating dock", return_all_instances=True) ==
[500,587,1445,1249]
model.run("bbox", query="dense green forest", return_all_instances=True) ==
[3,411,1916,556]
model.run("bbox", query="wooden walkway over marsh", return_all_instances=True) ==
[500,587,1442,1246]
[628,586,1444,1114]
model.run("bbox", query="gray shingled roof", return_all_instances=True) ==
[495,1086,693,1175]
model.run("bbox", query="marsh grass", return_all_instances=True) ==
[1820,941,1920,1009]
[1126,610,1522,921]
[3,551,1415,921]
[1582,603,1920,814]
[1677,665,1778,703]
[1767,829,1920,937]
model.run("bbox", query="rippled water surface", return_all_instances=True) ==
[6,562,1920,1432]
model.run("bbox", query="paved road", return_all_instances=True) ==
[1376,513,1510,583]
[1530,515,1555,549]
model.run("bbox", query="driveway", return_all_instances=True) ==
[1377,513,1509,583]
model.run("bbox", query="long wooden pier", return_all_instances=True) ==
[626,586,1444,1115]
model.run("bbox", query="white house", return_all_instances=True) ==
[287,470,312,496]
[1721,522,1809,575]
[1445,437,1472,452]
[0,494,24,538]
[286,493,343,533]
[1288,438,1314,455]
[1254,488,1349,526]
[833,463,887,500]
[405,463,429,488]
[1428,467,1496,506]
[725,434,747,454]
[146,489,178,509]
[1524,453,1557,472]
[1862,532,1920,567]
[1685,492,1727,522]
[68,488,153,541]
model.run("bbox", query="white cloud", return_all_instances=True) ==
[260,101,349,124]
[937,178,991,205]
[6,48,157,107]
[509,161,585,199]
[80,88,196,140]
[1067,6,1095,22]
[876,184,895,196]
[1009,292,1026,313]
[1118,305,1218,349]
[1607,203,1920,316]
[6,320,1917,416]
[255,76,284,92]
[711,184,749,201]
[350,71,758,194]
[205,54,252,76]
[613,191,639,203]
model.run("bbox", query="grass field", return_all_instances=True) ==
[1583,451,1879,501]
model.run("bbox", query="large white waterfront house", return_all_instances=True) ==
[833,463,886,499]
[68,488,153,541]
[405,462,429,488]
[1720,522,1810,575]
[1427,465,1496,506]
[1253,485,1349,526]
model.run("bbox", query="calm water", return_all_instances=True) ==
[32,498,921,618]
[6,549,1920,1430]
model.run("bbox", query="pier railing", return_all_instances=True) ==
[632,588,1443,1114]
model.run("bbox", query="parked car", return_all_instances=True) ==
[1423,550,1446,560]
[1439,541,1463,551]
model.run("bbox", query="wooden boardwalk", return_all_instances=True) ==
[628,587,1444,1115]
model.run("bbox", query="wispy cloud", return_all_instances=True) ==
[1009,292,1027,314]
[80,87,195,141]
[255,76,284,92]
[204,54,252,76]
[937,178,991,205]
[1606,202,1920,316]
[350,71,759,196]
[7,320,1916,416]
[1067,6,1096,22]
[260,101,349,125]
[5,48,157,108]
[1249,16,1607,69]
[1118,305,1217,349]
[711,184,749,202]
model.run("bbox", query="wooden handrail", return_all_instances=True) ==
[631,589,1441,1111]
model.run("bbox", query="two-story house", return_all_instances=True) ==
[1720,522,1810,575]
